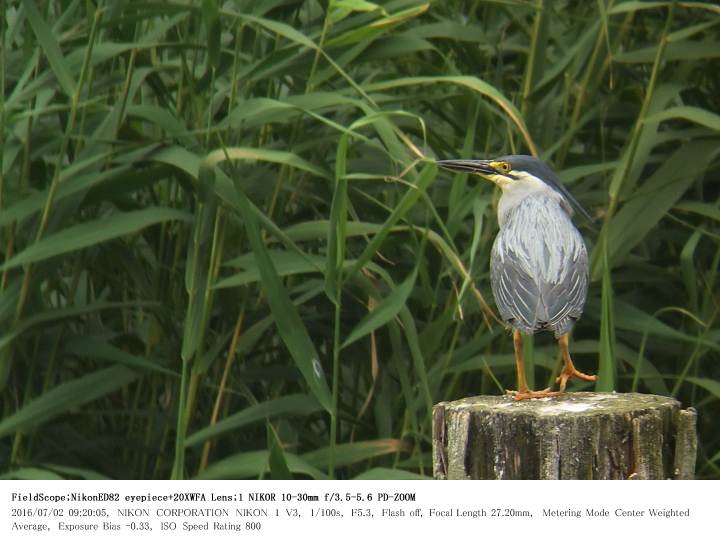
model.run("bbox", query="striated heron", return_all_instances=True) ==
[437,155,596,400]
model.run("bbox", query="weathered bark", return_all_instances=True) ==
[432,392,696,480]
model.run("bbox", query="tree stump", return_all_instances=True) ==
[432,392,697,480]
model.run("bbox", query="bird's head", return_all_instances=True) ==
[436,154,593,223]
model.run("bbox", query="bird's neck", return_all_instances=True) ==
[497,186,570,228]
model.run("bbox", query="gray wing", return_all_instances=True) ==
[491,248,542,334]
[491,226,588,337]
[541,239,588,336]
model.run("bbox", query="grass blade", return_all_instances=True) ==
[206,158,332,412]
[342,267,417,349]
[0,365,139,438]
[22,0,77,97]
[185,394,321,447]
[0,208,192,272]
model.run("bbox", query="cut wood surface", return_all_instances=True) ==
[432,392,697,480]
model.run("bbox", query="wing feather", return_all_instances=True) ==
[490,196,589,336]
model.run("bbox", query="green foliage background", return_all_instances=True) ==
[1,0,719,479]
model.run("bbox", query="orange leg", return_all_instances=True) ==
[506,330,560,401]
[555,333,596,392]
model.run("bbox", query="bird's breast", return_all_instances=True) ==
[492,196,586,286]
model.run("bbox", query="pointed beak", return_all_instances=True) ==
[435,159,499,177]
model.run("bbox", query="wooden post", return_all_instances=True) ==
[432,392,697,480]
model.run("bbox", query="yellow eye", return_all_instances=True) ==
[497,162,511,173]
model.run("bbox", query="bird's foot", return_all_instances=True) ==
[555,368,596,392]
[505,388,562,401]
